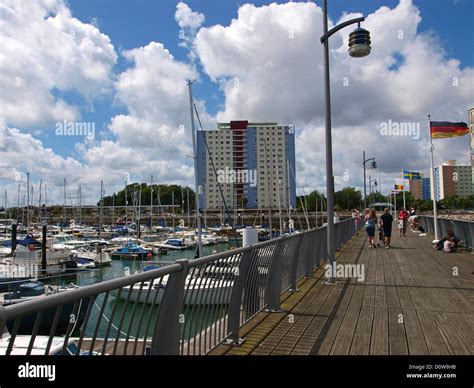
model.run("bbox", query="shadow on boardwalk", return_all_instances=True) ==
[210,229,474,355]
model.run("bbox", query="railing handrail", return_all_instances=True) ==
[0,263,183,320]
[0,217,360,354]
[418,215,474,224]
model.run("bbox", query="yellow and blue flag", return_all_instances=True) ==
[403,170,421,180]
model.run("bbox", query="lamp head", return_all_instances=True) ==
[348,27,371,58]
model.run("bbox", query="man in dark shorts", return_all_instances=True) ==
[380,208,394,249]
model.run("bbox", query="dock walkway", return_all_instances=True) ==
[209,228,474,355]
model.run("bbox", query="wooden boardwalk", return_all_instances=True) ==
[209,228,474,355]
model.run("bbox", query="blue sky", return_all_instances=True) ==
[42,0,473,159]
[1,0,473,203]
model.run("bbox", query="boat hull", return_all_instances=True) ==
[116,282,234,305]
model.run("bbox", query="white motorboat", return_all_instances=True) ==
[0,335,84,355]
[52,234,88,250]
[117,271,234,305]
[70,247,112,267]
[154,238,189,250]
[109,236,139,246]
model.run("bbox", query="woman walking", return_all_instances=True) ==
[364,209,377,248]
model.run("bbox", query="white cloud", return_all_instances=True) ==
[1,0,472,206]
[0,0,117,128]
[194,0,473,194]
[80,41,201,187]
[175,2,205,31]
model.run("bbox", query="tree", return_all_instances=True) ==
[100,183,195,210]
[296,190,326,212]
[335,187,362,210]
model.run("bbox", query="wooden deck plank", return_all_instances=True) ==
[416,310,450,355]
[388,307,409,355]
[402,309,429,355]
[211,227,473,356]
[349,306,374,355]
[369,307,389,355]
[330,285,365,355]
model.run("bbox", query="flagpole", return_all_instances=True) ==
[394,190,397,218]
[402,169,406,211]
[428,114,439,241]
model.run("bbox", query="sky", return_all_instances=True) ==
[0,0,473,207]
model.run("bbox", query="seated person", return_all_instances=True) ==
[444,236,456,252]
[433,230,459,251]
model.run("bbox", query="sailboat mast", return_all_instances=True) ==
[124,178,128,233]
[112,193,115,227]
[263,139,272,238]
[44,183,47,223]
[17,183,20,223]
[286,159,291,229]
[4,190,7,236]
[150,175,153,229]
[186,187,190,227]
[38,179,42,223]
[138,184,142,238]
[171,190,175,229]
[275,157,283,236]
[26,172,30,231]
[188,80,202,257]
[63,178,66,230]
[99,180,103,238]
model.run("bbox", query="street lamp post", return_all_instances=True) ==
[368,176,377,205]
[362,150,377,209]
[321,0,371,283]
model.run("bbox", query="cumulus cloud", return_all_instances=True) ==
[175,2,205,62]
[80,40,200,187]
[1,0,472,205]
[0,0,117,128]
[194,0,473,194]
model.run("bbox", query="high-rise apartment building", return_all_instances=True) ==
[421,177,431,201]
[409,177,431,201]
[469,107,474,195]
[431,160,472,201]
[196,121,296,210]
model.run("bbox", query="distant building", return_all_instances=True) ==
[469,107,474,195]
[196,121,296,210]
[431,160,472,201]
[421,177,431,201]
[409,179,422,200]
[409,176,431,201]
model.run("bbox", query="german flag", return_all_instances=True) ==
[430,121,470,139]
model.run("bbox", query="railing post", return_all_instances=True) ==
[319,226,327,267]
[289,234,304,292]
[0,305,7,338]
[150,259,188,355]
[226,250,253,345]
[265,239,286,311]
[304,232,315,277]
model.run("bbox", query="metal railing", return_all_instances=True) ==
[0,218,361,356]
[418,216,474,250]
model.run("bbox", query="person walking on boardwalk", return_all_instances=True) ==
[398,207,409,237]
[364,209,377,248]
[380,208,393,249]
